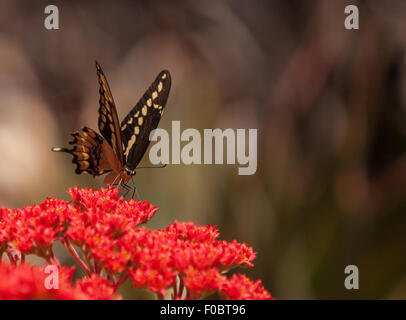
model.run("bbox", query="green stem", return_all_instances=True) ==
[62,238,91,276]
[178,276,185,299]
[6,250,16,265]
[79,246,95,273]
[114,271,129,291]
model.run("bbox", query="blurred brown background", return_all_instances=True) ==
[1,0,406,299]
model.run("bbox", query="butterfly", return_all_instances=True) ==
[52,61,171,190]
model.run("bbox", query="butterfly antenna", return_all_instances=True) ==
[136,164,167,170]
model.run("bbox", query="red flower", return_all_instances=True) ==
[75,274,120,300]
[0,186,272,300]
[183,267,224,298]
[0,208,12,254]
[65,187,158,274]
[0,262,119,300]
[220,274,273,300]
[2,198,71,258]
[124,221,261,298]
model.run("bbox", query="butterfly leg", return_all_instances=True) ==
[116,178,123,191]
[110,173,122,187]
[119,179,132,198]
[130,177,140,199]
[117,182,132,199]
[122,183,131,198]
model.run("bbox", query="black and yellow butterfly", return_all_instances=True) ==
[52,61,171,188]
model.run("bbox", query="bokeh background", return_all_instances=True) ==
[1,0,406,299]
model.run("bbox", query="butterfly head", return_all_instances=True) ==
[124,166,136,176]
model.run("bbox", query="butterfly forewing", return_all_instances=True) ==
[95,61,124,165]
[120,70,171,169]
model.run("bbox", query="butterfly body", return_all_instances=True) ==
[52,62,171,187]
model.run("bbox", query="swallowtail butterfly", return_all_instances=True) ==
[52,61,171,187]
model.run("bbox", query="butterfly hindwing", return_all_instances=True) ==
[120,70,171,169]
[52,127,122,176]
[95,61,124,165]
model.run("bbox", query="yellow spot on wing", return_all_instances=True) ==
[162,74,167,79]
[152,91,158,100]
[111,133,116,151]
[142,105,147,116]
[153,104,159,109]
[134,126,140,135]
[128,118,133,124]
[124,135,136,158]
[138,117,143,126]
[121,124,127,130]
[157,81,163,92]
[147,98,152,107]
[80,161,90,169]
[108,114,113,122]
[86,129,96,138]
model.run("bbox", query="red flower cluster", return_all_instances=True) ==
[125,222,263,299]
[220,274,273,300]
[0,186,272,300]
[0,263,118,300]
[0,198,68,258]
